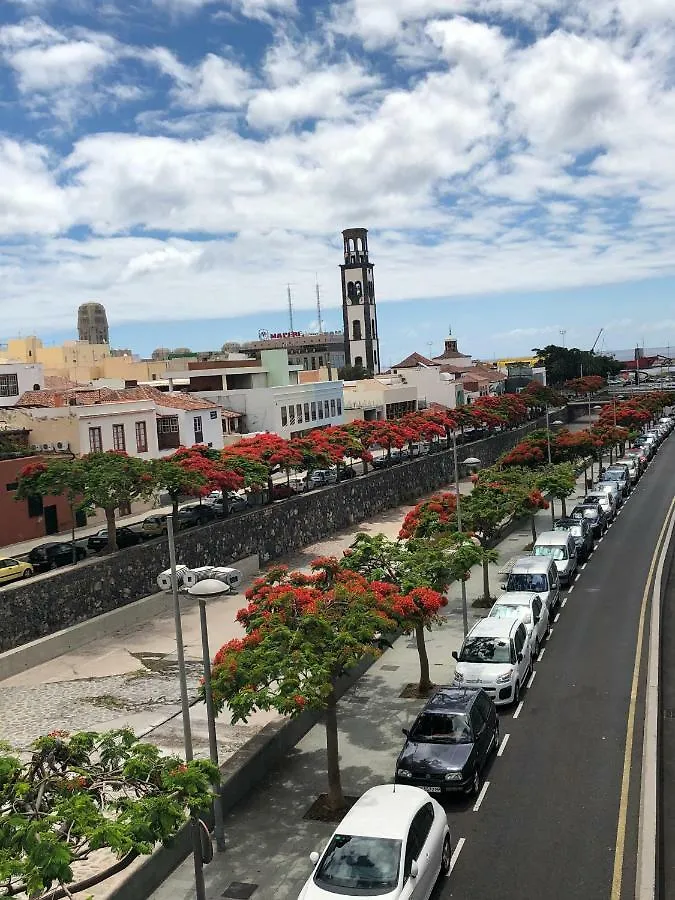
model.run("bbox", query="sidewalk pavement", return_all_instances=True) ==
[143,475,592,900]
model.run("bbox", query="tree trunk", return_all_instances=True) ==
[172,495,179,520]
[550,498,555,527]
[482,557,491,603]
[530,515,537,543]
[324,690,344,811]
[415,622,432,693]
[105,506,118,552]
[70,502,77,565]
[561,497,568,516]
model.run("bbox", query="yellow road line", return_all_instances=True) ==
[610,495,675,900]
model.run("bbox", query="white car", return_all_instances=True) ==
[299,784,451,900]
[586,491,615,521]
[488,592,549,658]
[452,617,532,706]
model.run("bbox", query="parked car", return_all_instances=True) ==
[488,591,549,657]
[141,514,168,538]
[87,526,142,551]
[308,469,338,488]
[270,483,295,501]
[395,688,499,796]
[226,492,249,513]
[532,531,578,586]
[554,517,594,563]
[175,504,218,529]
[595,481,622,513]
[28,542,87,571]
[586,491,616,522]
[504,556,560,614]
[336,465,357,481]
[299,784,451,900]
[0,557,33,584]
[570,503,607,538]
[452,617,532,706]
[614,457,639,485]
[603,466,630,497]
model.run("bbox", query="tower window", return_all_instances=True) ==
[353,320,362,341]
[355,356,363,368]
[355,281,362,300]
[347,281,356,301]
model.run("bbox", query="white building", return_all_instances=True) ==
[12,385,223,457]
[0,361,44,407]
[390,354,465,409]
[343,375,419,422]
[167,349,345,439]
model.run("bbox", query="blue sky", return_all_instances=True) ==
[1,0,675,364]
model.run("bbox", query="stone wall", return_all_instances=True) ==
[0,411,567,652]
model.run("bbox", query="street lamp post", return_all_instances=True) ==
[545,407,552,465]
[166,516,207,900]
[187,579,229,852]
[452,431,468,638]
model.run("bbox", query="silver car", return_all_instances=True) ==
[587,490,616,521]
[488,592,550,658]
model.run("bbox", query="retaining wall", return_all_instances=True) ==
[0,411,567,653]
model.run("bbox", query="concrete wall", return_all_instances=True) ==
[0,412,567,653]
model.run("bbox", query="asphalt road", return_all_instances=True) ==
[437,435,675,900]
[659,527,675,898]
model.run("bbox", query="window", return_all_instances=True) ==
[112,424,126,451]
[5,482,18,491]
[33,383,41,390]
[318,402,324,420]
[193,416,203,443]
[158,416,179,433]
[157,415,180,450]
[296,403,303,423]
[404,805,435,881]
[289,405,296,425]
[330,399,336,417]
[311,356,317,370]
[281,406,288,427]
[311,402,317,420]
[352,320,362,340]
[27,494,44,518]
[210,410,218,419]
[304,402,310,421]
[318,355,324,366]
[0,374,19,398]
[89,426,103,453]
[324,400,330,418]
[355,356,363,368]
[135,421,148,453]
[337,398,342,415]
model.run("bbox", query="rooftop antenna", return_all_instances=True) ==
[427,341,434,358]
[560,329,567,348]
[315,275,324,334]
[287,284,295,333]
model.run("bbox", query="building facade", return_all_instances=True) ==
[77,302,109,345]
[340,228,381,374]
[343,375,419,422]
[0,362,44,408]
[239,332,345,372]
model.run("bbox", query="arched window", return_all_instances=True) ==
[33,383,41,390]
[355,281,362,300]
[355,356,363,368]
[347,281,355,301]
[353,320,362,340]
[371,320,376,339]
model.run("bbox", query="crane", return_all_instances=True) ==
[590,328,604,354]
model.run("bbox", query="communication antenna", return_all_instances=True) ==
[560,329,567,348]
[287,284,295,333]
[315,275,324,334]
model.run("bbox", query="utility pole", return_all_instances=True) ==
[315,277,324,334]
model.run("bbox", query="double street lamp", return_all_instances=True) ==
[452,431,482,637]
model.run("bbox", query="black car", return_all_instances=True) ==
[554,517,594,563]
[28,541,87,571]
[395,688,499,797]
[87,526,142,551]
[570,503,607,538]
[176,504,219,528]
[336,466,357,481]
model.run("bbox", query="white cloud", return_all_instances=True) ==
[0,139,69,235]
[147,47,250,108]
[151,0,296,20]
[9,41,112,91]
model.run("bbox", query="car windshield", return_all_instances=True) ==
[533,545,566,560]
[506,573,549,593]
[459,636,512,664]
[314,835,401,894]
[586,496,606,505]
[569,525,583,538]
[491,604,531,623]
[572,507,597,520]
[410,712,473,744]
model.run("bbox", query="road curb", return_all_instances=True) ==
[636,498,675,900]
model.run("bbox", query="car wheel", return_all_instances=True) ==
[533,639,540,659]
[440,835,452,876]
[49,560,58,571]
[469,769,481,797]
[493,723,501,752]
[513,681,520,706]
[23,568,32,578]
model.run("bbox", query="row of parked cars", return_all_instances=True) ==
[297,415,673,900]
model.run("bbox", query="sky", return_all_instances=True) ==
[1,0,675,365]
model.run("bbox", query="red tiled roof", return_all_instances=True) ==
[433,349,471,361]
[17,385,216,411]
[392,351,439,369]
[44,375,84,390]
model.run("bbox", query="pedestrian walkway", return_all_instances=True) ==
[142,476,592,900]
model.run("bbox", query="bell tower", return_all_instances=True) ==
[340,227,380,374]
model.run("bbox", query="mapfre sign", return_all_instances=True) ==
[269,331,303,339]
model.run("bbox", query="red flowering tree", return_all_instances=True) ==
[16,458,88,560]
[153,445,243,518]
[500,439,547,468]
[209,559,399,811]
[460,486,514,604]
[399,492,458,540]
[520,381,565,410]
[536,463,577,524]
[475,466,549,540]
[225,434,303,494]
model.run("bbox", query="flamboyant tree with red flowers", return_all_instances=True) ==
[152,445,244,518]
[520,380,565,410]
[399,492,459,540]
[564,375,606,395]
[209,558,402,811]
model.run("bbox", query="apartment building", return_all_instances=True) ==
[0,362,44,407]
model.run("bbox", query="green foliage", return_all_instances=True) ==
[533,344,622,386]
[0,730,216,899]
[536,463,577,502]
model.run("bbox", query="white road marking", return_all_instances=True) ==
[581,563,587,570]
[513,700,524,719]
[563,595,569,603]
[450,837,466,872]
[527,670,537,689]
[472,781,490,813]
[537,647,546,662]
[497,733,510,757]
[548,627,554,638]
[554,613,560,623]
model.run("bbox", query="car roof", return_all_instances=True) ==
[535,531,571,545]
[494,591,539,605]
[509,556,555,573]
[468,617,520,639]
[337,785,426,839]
[423,687,480,714]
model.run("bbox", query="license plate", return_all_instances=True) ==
[425,786,442,794]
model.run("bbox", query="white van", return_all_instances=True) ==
[532,531,577,586]
[504,556,560,613]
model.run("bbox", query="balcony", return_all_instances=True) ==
[157,416,181,450]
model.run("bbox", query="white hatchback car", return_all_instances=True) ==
[488,592,549,658]
[299,784,451,900]
[452,617,532,706]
